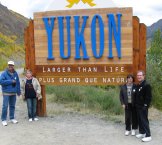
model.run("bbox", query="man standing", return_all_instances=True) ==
[135,70,152,142]
[0,61,21,126]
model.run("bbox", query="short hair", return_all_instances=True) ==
[127,74,135,82]
[25,69,32,74]
[137,70,145,76]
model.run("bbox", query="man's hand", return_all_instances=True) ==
[12,80,16,83]
[12,80,16,87]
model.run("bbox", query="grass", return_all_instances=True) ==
[46,85,124,117]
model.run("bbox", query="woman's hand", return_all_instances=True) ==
[37,93,42,100]
[122,104,125,109]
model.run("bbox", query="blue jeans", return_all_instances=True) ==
[1,95,16,121]
[26,98,37,119]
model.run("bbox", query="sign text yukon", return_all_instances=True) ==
[43,14,122,60]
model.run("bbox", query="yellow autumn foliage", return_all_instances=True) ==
[0,32,24,70]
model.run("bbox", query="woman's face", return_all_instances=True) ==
[26,71,32,78]
[127,77,133,84]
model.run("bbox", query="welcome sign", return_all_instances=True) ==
[34,8,133,85]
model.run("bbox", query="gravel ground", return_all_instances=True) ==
[0,95,162,145]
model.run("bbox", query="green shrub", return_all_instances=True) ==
[46,85,123,115]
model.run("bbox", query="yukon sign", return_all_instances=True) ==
[34,8,133,85]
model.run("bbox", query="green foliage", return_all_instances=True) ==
[0,32,24,70]
[46,86,123,115]
[147,30,162,110]
[0,57,7,70]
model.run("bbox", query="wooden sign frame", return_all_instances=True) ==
[24,9,146,116]
[34,8,133,86]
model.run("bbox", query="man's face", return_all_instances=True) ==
[137,71,145,82]
[8,65,14,72]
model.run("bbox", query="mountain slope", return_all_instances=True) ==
[147,19,162,47]
[0,3,29,70]
[0,3,28,44]
[147,19,162,39]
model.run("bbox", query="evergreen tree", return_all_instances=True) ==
[147,30,162,110]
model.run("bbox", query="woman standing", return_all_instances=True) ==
[120,74,138,136]
[21,69,42,122]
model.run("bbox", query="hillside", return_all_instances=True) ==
[147,19,162,39]
[0,3,28,70]
[147,19,162,47]
[0,3,28,44]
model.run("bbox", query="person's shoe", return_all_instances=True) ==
[34,118,39,121]
[29,118,32,122]
[2,121,7,126]
[136,133,146,138]
[11,119,18,124]
[142,136,152,142]
[131,130,136,136]
[125,130,130,136]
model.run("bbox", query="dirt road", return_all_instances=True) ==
[0,95,162,145]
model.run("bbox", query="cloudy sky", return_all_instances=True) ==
[0,0,162,26]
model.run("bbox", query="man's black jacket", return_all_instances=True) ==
[135,80,152,107]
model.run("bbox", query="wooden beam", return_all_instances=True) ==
[28,20,36,75]
[26,20,47,117]
[37,85,47,117]
[133,16,140,81]
[139,23,146,71]
[24,26,29,69]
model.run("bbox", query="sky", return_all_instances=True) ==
[0,0,162,26]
